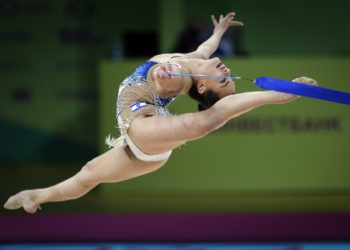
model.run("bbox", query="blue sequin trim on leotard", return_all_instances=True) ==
[155,95,176,107]
[120,61,157,87]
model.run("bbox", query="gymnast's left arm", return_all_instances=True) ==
[206,77,318,130]
[187,12,244,59]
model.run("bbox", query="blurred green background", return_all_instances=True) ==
[1,0,350,214]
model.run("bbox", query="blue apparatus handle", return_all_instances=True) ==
[255,77,350,105]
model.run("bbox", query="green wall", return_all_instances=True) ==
[1,0,349,163]
[0,0,158,163]
[160,0,350,55]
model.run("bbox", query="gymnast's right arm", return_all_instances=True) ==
[187,12,244,59]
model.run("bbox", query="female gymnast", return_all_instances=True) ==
[4,12,317,213]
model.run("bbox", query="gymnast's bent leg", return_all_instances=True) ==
[4,146,166,213]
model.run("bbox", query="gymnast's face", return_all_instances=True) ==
[197,57,236,98]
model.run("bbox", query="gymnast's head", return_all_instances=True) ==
[189,57,236,111]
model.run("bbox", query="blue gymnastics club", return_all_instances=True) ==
[169,73,350,106]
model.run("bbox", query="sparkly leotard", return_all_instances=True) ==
[106,60,184,159]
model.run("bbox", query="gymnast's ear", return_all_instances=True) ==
[197,81,207,94]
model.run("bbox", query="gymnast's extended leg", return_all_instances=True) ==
[129,77,316,156]
[128,90,292,155]
[4,146,165,213]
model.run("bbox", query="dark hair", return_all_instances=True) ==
[188,83,220,111]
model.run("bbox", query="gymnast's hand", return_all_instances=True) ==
[211,12,244,34]
[152,62,182,93]
[152,62,178,80]
[292,76,318,87]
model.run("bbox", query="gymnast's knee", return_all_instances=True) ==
[76,161,101,187]
[190,110,220,139]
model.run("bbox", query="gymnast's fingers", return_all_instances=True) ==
[292,77,318,86]
[211,15,218,27]
[230,21,244,26]
[226,12,243,26]
[166,64,177,77]
[153,65,170,79]
[225,12,236,19]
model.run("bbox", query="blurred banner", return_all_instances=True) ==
[0,1,101,163]
[0,0,158,163]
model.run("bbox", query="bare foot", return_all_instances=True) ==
[4,190,41,214]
